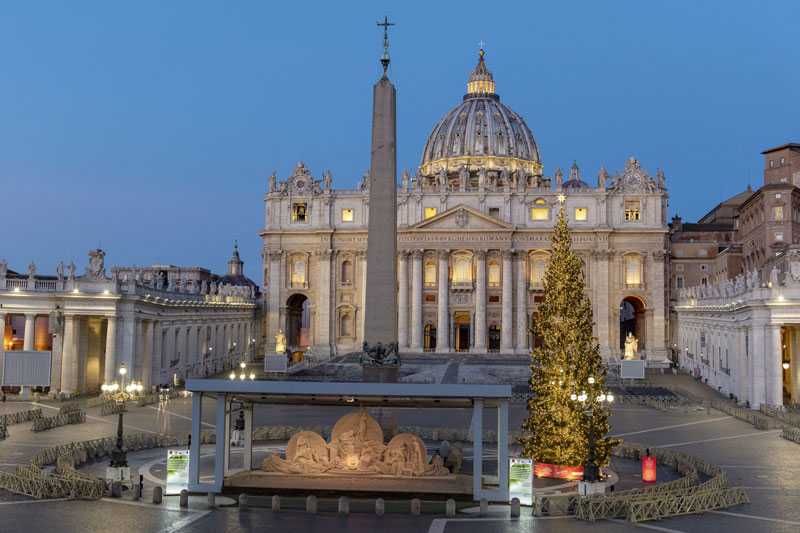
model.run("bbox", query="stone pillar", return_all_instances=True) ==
[153,321,163,382]
[23,313,36,351]
[515,252,528,353]
[410,250,423,351]
[436,250,450,353]
[316,249,333,356]
[141,320,153,389]
[103,316,117,384]
[398,251,409,349]
[474,251,487,353]
[266,251,282,353]
[358,251,368,344]
[649,250,668,360]
[119,315,137,377]
[767,325,783,407]
[60,315,78,395]
[595,250,611,359]
[501,250,514,352]
[0,314,5,384]
[750,325,766,409]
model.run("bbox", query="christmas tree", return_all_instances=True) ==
[520,198,616,468]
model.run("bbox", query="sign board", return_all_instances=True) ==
[620,360,646,380]
[264,355,288,373]
[509,457,534,505]
[2,351,52,386]
[166,449,190,495]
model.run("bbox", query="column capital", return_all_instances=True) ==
[437,249,450,260]
[411,249,425,260]
[315,248,334,259]
[397,250,411,260]
[502,249,515,260]
[474,249,487,260]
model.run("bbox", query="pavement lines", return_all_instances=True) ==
[611,416,732,437]
[658,429,782,448]
[101,498,212,533]
[147,405,215,428]
[710,510,800,526]
[610,518,687,532]
[427,516,567,533]
[0,498,71,506]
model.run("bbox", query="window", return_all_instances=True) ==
[529,252,549,287]
[488,261,501,287]
[781,157,786,165]
[624,200,641,221]
[574,207,588,221]
[770,160,775,168]
[775,231,784,242]
[697,249,708,257]
[452,254,473,284]
[675,264,685,272]
[489,207,500,218]
[341,208,354,222]
[340,314,353,337]
[624,254,642,286]
[424,261,437,286]
[773,206,784,222]
[530,198,549,221]
[290,257,306,287]
[340,260,354,284]
[424,207,438,219]
[676,276,684,289]
[291,203,308,223]
[700,264,708,272]
[701,277,708,286]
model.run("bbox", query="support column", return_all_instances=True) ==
[501,250,514,352]
[496,400,510,501]
[316,249,333,356]
[595,250,611,359]
[141,320,153,390]
[649,250,668,360]
[750,325,766,409]
[436,249,450,353]
[266,251,282,353]
[474,251,487,353]
[791,326,800,404]
[737,326,749,404]
[103,316,117,384]
[0,314,6,385]
[398,251,409,349]
[23,313,36,351]
[410,250,423,351]
[767,325,783,407]
[515,252,528,353]
[153,321,163,382]
[119,315,137,377]
[60,315,78,395]
[472,399,484,500]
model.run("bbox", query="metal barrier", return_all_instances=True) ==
[1,408,43,425]
[31,410,86,432]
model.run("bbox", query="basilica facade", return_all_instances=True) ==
[261,51,670,361]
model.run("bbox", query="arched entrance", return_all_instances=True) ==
[286,294,311,350]
[424,323,437,352]
[620,296,646,351]
[454,312,471,352]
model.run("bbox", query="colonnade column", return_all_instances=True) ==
[474,251,487,353]
[595,250,611,359]
[398,251,409,350]
[515,252,528,353]
[737,326,749,404]
[316,249,332,355]
[501,250,514,352]
[103,316,117,384]
[266,250,282,353]
[358,251,368,344]
[153,321,163,382]
[60,315,77,395]
[23,313,35,351]
[750,325,765,409]
[141,320,153,390]
[410,250,423,351]
[436,250,450,353]
[767,324,783,407]
[0,314,4,384]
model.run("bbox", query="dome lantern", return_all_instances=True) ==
[466,48,496,97]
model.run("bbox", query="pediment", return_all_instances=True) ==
[411,205,512,230]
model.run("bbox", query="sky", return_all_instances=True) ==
[1,1,798,279]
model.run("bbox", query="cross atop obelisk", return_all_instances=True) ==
[377,16,395,76]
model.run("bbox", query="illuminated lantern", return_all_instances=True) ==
[642,453,657,483]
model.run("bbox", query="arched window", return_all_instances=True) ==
[424,261,437,287]
[624,254,643,287]
[452,253,473,284]
[340,314,353,337]
[530,198,549,221]
[340,260,354,285]
[529,251,549,287]
[488,261,501,288]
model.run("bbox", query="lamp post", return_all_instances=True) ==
[101,363,144,474]
[570,376,614,483]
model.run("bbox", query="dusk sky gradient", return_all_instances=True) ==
[2,1,798,280]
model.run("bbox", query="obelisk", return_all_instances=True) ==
[363,18,398,347]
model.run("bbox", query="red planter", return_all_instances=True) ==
[534,462,584,480]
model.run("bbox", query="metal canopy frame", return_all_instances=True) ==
[186,379,512,502]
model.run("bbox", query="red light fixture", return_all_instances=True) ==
[642,450,657,483]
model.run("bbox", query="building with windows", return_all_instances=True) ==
[0,245,259,397]
[260,50,670,361]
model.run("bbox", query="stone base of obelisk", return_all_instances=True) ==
[362,365,400,383]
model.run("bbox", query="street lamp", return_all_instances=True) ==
[101,363,144,472]
[570,376,614,483]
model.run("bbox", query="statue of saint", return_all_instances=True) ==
[275,329,287,355]
[623,332,639,360]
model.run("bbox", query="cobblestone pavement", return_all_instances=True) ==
[0,374,799,532]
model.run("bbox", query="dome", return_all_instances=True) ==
[562,161,589,189]
[419,49,541,178]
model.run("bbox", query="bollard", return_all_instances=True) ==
[239,493,249,511]
[111,482,122,498]
[179,489,189,508]
[445,499,456,518]
[207,492,215,507]
[375,498,385,516]
[152,486,163,505]
[479,498,488,517]
[306,495,318,514]
[338,496,350,515]
[271,495,280,512]
[133,484,142,501]
[510,497,520,518]
[410,498,421,516]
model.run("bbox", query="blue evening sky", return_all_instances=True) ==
[1,1,798,279]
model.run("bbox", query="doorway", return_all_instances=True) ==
[488,325,501,352]
[454,312,471,352]
[286,294,311,349]
[620,296,646,351]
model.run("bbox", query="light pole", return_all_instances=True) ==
[101,363,144,472]
[570,376,614,483]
